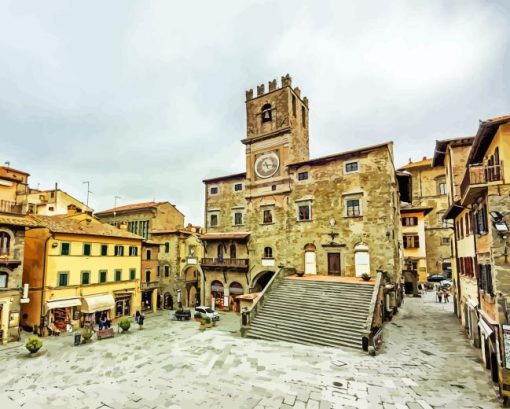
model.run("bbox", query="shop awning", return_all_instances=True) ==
[81,294,115,314]
[47,298,81,310]
[479,319,494,338]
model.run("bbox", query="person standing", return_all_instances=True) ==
[444,289,450,303]
[437,288,443,303]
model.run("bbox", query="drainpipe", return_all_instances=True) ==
[39,232,54,334]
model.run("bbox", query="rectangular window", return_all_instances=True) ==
[115,269,122,281]
[129,268,136,280]
[210,214,218,227]
[164,266,170,277]
[402,217,418,226]
[234,212,243,225]
[115,245,125,256]
[439,182,447,195]
[99,270,107,283]
[58,272,69,287]
[479,264,493,295]
[81,271,90,285]
[234,183,243,192]
[157,266,160,277]
[292,94,297,117]
[139,221,149,239]
[298,204,311,221]
[263,209,273,224]
[298,171,308,181]
[345,162,359,173]
[83,243,91,256]
[101,244,108,256]
[61,242,70,256]
[301,105,306,127]
[346,199,361,217]
[403,235,420,249]
[440,237,450,246]
[164,242,170,253]
[129,246,138,256]
[210,186,219,195]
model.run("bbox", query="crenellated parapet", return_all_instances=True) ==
[245,74,307,102]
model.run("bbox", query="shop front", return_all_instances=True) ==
[142,289,155,312]
[46,297,81,334]
[211,280,224,309]
[229,282,244,312]
[81,294,115,327]
[114,292,133,318]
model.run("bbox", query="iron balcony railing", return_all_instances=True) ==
[0,200,23,214]
[201,257,249,268]
[460,162,503,198]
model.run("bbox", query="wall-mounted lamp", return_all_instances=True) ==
[490,211,509,237]
[51,243,58,248]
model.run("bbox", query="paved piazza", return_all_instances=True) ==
[0,292,501,409]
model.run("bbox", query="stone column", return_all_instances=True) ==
[1,300,11,344]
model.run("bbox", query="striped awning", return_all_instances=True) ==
[46,297,81,310]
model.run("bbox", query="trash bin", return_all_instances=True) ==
[74,331,81,346]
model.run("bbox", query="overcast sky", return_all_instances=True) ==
[1,1,509,225]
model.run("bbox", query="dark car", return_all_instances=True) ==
[427,274,446,283]
[174,309,191,321]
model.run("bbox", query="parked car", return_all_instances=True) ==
[427,274,446,283]
[440,279,452,289]
[174,309,191,321]
[195,306,220,321]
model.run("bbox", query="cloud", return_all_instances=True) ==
[1,0,509,224]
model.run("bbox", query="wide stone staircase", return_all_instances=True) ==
[245,278,375,349]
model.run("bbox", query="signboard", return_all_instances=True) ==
[502,325,510,369]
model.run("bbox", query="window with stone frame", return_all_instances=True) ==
[297,203,311,221]
[0,272,8,288]
[209,213,219,227]
[81,271,91,285]
[234,183,243,192]
[263,209,273,224]
[115,269,122,281]
[61,242,70,256]
[99,270,108,283]
[164,265,170,277]
[438,181,447,195]
[403,235,420,249]
[83,243,91,256]
[234,212,243,226]
[263,247,273,258]
[479,264,494,295]
[298,171,309,181]
[58,272,69,286]
[262,103,272,123]
[0,231,11,256]
[345,198,362,217]
[115,245,125,256]
[440,237,450,246]
[164,242,170,253]
[402,217,418,226]
[101,244,108,256]
[210,186,219,195]
[345,162,359,173]
[129,246,138,256]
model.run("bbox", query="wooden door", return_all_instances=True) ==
[328,253,341,275]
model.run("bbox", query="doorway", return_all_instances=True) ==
[328,253,341,275]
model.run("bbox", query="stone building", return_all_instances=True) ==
[202,74,404,310]
[0,165,36,344]
[151,225,203,309]
[433,137,474,320]
[141,240,160,312]
[398,158,453,280]
[95,201,184,240]
[18,186,92,216]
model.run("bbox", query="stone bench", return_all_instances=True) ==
[97,328,114,340]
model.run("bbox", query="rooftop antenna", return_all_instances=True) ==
[4,161,10,167]
[83,181,92,206]
[113,196,121,225]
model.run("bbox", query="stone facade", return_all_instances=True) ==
[398,158,452,278]
[141,241,160,312]
[202,75,404,309]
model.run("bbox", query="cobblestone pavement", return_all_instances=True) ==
[0,292,501,408]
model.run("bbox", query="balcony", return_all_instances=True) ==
[0,249,21,266]
[0,200,23,215]
[460,163,504,204]
[141,280,160,289]
[201,257,249,271]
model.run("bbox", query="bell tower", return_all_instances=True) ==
[242,74,310,187]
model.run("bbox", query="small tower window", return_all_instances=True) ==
[292,95,297,117]
[263,247,273,258]
[301,105,306,127]
[261,104,272,123]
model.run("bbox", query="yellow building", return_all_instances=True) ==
[22,212,142,335]
[400,206,432,293]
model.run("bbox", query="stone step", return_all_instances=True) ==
[247,325,362,349]
[281,280,375,291]
[261,298,370,316]
[251,314,366,334]
[276,286,374,298]
[279,283,374,294]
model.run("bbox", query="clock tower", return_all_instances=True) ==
[242,74,310,197]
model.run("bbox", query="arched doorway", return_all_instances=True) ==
[163,292,173,310]
[251,271,275,293]
[184,267,200,307]
[211,280,224,309]
[229,282,244,312]
[304,243,317,275]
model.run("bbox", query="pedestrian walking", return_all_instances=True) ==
[437,289,443,303]
[444,290,450,303]
[135,310,140,324]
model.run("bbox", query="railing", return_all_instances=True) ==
[241,267,288,336]
[460,163,504,198]
[141,280,160,288]
[0,200,23,214]
[362,271,384,352]
[201,257,249,268]
[0,249,10,257]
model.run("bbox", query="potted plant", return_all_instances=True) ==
[361,273,371,281]
[199,318,206,331]
[194,311,202,322]
[119,317,131,332]
[204,316,213,328]
[25,335,43,354]
[296,271,305,277]
[81,327,94,343]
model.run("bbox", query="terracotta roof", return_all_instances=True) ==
[467,115,510,164]
[202,172,246,184]
[0,166,30,176]
[151,229,193,235]
[400,206,433,216]
[288,142,392,168]
[95,201,168,215]
[31,215,143,240]
[398,158,432,170]
[0,214,39,227]
[432,136,475,167]
[201,232,250,240]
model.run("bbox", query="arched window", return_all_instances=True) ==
[261,104,272,123]
[0,231,11,255]
[217,244,224,261]
[263,247,273,258]
[354,243,370,277]
[230,244,236,259]
[0,272,8,288]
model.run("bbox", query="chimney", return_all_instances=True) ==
[119,222,128,231]
[67,204,78,216]
[422,156,427,161]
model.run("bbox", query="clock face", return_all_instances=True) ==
[255,152,280,178]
